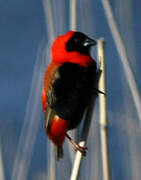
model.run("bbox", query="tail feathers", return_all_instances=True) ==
[56,146,63,160]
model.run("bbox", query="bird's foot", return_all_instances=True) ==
[74,144,88,156]
[65,133,88,156]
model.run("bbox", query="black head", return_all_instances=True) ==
[66,32,97,55]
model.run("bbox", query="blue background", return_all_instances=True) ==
[0,0,141,180]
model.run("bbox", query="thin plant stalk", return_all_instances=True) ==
[11,42,45,180]
[0,143,5,180]
[70,0,77,30]
[42,1,56,180]
[43,0,55,42]
[97,38,111,180]
[101,0,141,123]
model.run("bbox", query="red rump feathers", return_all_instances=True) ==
[47,116,69,147]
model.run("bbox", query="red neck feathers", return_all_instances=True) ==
[51,31,94,67]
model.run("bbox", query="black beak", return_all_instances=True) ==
[83,37,97,47]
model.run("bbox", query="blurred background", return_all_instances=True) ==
[0,0,141,179]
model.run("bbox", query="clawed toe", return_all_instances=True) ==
[75,145,88,156]
[65,133,88,156]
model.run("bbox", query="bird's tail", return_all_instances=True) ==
[56,145,63,159]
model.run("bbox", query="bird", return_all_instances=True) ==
[42,31,98,159]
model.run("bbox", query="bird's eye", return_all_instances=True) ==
[74,38,79,43]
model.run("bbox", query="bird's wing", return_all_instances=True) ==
[43,61,60,130]
[44,104,56,130]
